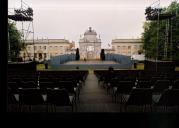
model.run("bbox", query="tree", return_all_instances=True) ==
[142,1,179,61]
[100,49,105,60]
[75,48,80,60]
[8,21,23,61]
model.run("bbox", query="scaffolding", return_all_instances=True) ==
[8,0,34,62]
[145,0,177,71]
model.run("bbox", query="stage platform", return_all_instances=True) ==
[50,60,133,70]
[65,60,119,65]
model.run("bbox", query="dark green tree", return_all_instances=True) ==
[100,49,105,60]
[75,48,80,60]
[8,21,24,61]
[142,1,179,61]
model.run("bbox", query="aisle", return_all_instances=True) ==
[76,71,121,112]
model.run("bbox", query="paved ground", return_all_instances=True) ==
[75,71,121,112]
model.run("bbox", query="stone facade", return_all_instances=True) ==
[20,39,75,62]
[79,27,102,60]
[107,39,144,57]
[20,29,144,62]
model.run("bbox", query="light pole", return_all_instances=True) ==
[8,30,11,61]
[156,0,160,71]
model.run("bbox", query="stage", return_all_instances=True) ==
[65,60,119,65]
[49,60,133,70]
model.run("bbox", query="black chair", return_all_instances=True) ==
[8,81,19,93]
[108,80,120,95]
[46,88,75,112]
[19,88,45,112]
[7,88,19,112]
[39,81,54,93]
[150,77,163,86]
[152,80,171,94]
[125,88,152,112]
[20,81,37,88]
[57,81,78,102]
[153,89,179,112]
[136,81,151,88]
[165,89,179,107]
[113,81,134,103]
[173,79,179,89]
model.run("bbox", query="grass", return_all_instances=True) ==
[36,64,90,71]
[130,63,144,70]
[36,63,179,71]
[36,64,53,71]
[176,67,179,71]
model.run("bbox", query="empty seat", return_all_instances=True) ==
[153,89,179,112]
[152,80,171,94]
[113,81,134,103]
[125,88,152,112]
[19,88,45,112]
[46,88,75,112]
[8,81,19,93]
[7,88,19,112]
[136,81,151,88]
[173,79,179,89]
[20,81,37,88]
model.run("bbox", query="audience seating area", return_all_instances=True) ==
[7,63,179,112]
[94,70,179,112]
[7,70,88,112]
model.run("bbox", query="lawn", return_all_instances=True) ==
[130,63,144,70]
[36,63,179,71]
[36,64,53,71]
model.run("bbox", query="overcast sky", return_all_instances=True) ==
[8,0,174,48]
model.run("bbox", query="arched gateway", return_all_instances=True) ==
[79,27,102,60]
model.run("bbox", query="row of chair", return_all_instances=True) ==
[94,70,179,112]
[124,88,179,112]
[7,70,89,112]
[8,87,76,112]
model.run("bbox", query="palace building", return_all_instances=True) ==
[79,27,102,60]
[20,39,75,62]
[111,39,143,56]
[20,28,144,62]
[105,38,144,60]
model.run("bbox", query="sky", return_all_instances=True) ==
[8,0,174,48]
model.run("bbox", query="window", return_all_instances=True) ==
[44,46,46,50]
[34,53,37,58]
[28,53,31,57]
[39,53,42,60]
[44,53,47,58]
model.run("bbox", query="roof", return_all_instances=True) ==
[24,39,70,44]
[112,39,142,43]
[84,27,97,35]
